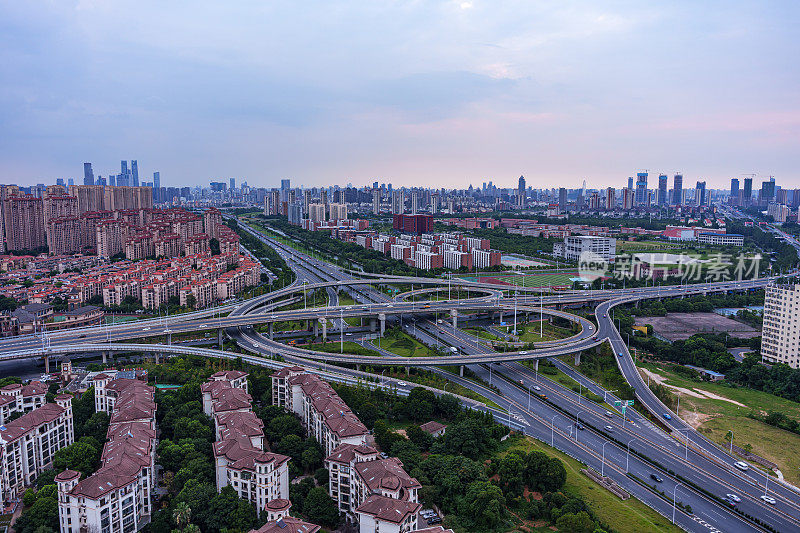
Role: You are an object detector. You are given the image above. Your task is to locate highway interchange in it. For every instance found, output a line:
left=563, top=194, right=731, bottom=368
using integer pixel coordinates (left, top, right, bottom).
left=5, top=216, right=799, bottom=532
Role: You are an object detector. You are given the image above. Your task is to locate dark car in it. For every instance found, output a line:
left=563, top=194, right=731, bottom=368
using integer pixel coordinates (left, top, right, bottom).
left=650, top=474, right=663, bottom=483
left=576, top=423, right=585, bottom=430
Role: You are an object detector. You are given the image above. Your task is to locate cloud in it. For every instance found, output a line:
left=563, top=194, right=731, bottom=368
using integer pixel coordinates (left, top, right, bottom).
left=0, top=1, right=798, bottom=188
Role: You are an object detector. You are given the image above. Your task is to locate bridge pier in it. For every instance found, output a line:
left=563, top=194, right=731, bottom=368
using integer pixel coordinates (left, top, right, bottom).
left=321, top=319, right=327, bottom=342
left=44, top=355, right=49, bottom=374
left=356, top=364, right=360, bottom=372
left=102, top=351, right=107, bottom=364
left=459, top=365, right=464, bottom=377
left=369, top=318, right=377, bottom=332
left=313, top=320, right=319, bottom=337
left=378, top=314, right=386, bottom=337
left=451, top=309, right=458, bottom=329
left=573, top=352, right=581, bottom=366
left=155, top=352, right=160, bottom=364
left=531, top=359, right=538, bottom=372
left=218, top=329, right=223, bottom=347
left=269, top=322, right=274, bottom=340
left=405, top=366, right=410, bottom=375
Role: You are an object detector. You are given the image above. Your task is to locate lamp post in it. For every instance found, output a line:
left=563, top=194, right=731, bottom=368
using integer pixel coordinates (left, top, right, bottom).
left=551, top=414, right=562, bottom=446
left=672, top=483, right=684, bottom=524
left=626, top=438, right=639, bottom=473
left=604, top=389, right=618, bottom=404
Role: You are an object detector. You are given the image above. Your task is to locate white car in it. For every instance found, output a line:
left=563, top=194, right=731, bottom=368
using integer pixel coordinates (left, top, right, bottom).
left=726, top=493, right=741, bottom=503
left=760, top=495, right=777, bottom=505
left=397, top=381, right=407, bottom=387
left=734, top=461, right=750, bottom=471
left=143, top=327, right=150, bottom=331
left=519, top=351, right=528, bottom=355
left=533, top=385, right=541, bottom=391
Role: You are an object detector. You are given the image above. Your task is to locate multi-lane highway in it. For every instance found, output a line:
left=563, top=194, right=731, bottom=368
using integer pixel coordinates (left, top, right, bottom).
left=3, top=216, right=792, bottom=532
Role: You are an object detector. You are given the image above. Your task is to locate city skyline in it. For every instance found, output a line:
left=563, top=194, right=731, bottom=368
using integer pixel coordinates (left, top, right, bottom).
left=2, top=2, right=799, bottom=188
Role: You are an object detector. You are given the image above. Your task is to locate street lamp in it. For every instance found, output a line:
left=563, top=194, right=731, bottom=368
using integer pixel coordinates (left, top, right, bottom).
left=626, top=438, right=639, bottom=473
left=603, top=389, right=618, bottom=404
left=672, top=483, right=684, bottom=524
left=551, top=414, right=563, bottom=446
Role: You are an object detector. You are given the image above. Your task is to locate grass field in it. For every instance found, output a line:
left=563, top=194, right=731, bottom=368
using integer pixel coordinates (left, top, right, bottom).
left=638, top=361, right=800, bottom=484
left=501, top=435, right=681, bottom=533
left=305, top=341, right=381, bottom=357
left=495, top=320, right=573, bottom=343
left=616, top=240, right=685, bottom=253
left=463, top=327, right=503, bottom=341
left=457, top=271, right=577, bottom=288
left=370, top=328, right=440, bottom=357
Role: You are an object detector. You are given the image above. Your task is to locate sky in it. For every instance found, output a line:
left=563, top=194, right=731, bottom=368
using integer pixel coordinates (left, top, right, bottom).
left=1, top=1, right=799, bottom=190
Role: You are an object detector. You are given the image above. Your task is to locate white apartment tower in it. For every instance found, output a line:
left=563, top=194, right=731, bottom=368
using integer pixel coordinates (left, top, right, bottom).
left=762, top=283, right=800, bottom=368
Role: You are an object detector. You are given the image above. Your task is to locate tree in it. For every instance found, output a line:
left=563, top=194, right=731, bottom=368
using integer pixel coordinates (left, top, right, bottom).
left=433, top=418, right=493, bottom=460
left=13, top=494, right=59, bottom=533
left=173, top=417, right=212, bottom=441
left=78, top=411, right=110, bottom=442
left=498, top=451, right=526, bottom=496
left=406, top=424, right=434, bottom=451
left=555, top=511, right=597, bottom=533
left=302, top=487, right=340, bottom=528
left=53, top=441, right=99, bottom=474
left=185, top=294, right=197, bottom=310
left=458, top=480, right=507, bottom=530
left=173, top=501, right=191, bottom=530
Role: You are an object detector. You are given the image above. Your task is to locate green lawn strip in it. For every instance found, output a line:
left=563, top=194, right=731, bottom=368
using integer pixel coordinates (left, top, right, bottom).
left=305, top=341, right=381, bottom=357
left=463, top=327, right=502, bottom=341
left=637, top=362, right=800, bottom=485
left=501, top=436, right=682, bottom=533
left=391, top=367, right=504, bottom=410
left=370, top=329, right=441, bottom=358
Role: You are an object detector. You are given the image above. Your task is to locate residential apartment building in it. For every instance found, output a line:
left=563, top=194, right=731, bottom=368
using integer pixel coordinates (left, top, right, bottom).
left=0, top=381, right=47, bottom=423
left=0, top=395, right=74, bottom=504
left=3, top=195, right=47, bottom=252
left=471, top=248, right=501, bottom=269
left=57, top=374, right=157, bottom=533
left=271, top=368, right=369, bottom=456
left=203, top=371, right=291, bottom=511
left=762, top=283, right=800, bottom=368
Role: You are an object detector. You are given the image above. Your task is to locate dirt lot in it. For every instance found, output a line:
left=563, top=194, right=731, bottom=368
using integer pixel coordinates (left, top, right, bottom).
left=635, top=312, right=759, bottom=341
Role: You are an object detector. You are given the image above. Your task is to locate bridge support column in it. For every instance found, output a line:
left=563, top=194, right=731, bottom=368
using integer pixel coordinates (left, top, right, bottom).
left=573, top=352, right=581, bottom=366
left=459, top=365, right=464, bottom=377
left=44, top=355, right=49, bottom=374
left=155, top=353, right=161, bottom=364
left=369, top=318, right=377, bottom=332
left=218, top=329, right=223, bottom=347
left=451, top=309, right=458, bottom=329
left=269, top=322, right=274, bottom=340
left=498, top=310, right=503, bottom=324
left=102, top=351, right=107, bottom=364
left=314, top=320, right=319, bottom=337
left=405, top=366, right=410, bottom=375
left=378, top=314, right=386, bottom=337
left=321, top=319, right=327, bottom=342
left=356, top=364, right=361, bottom=372
left=531, top=359, right=538, bottom=372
